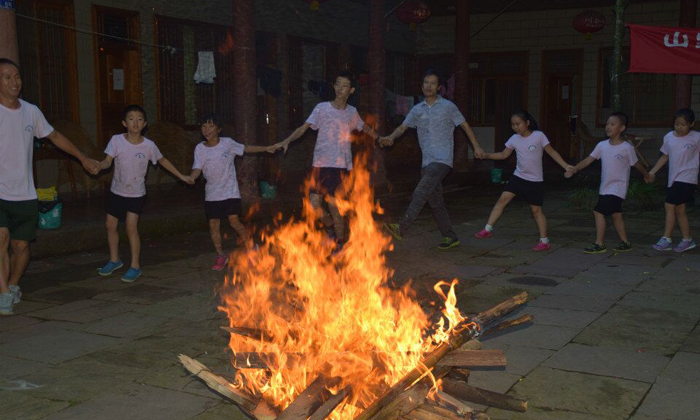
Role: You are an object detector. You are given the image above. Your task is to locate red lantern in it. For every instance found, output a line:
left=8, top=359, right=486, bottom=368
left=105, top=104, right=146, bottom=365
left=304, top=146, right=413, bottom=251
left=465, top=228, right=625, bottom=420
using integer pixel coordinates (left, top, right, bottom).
left=301, top=0, right=329, bottom=11
left=396, top=0, right=431, bottom=31
left=573, top=10, right=606, bottom=37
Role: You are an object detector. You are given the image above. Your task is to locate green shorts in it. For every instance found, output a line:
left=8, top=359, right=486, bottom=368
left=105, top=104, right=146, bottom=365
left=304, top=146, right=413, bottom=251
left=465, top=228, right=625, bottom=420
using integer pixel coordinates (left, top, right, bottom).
left=0, top=199, right=39, bottom=241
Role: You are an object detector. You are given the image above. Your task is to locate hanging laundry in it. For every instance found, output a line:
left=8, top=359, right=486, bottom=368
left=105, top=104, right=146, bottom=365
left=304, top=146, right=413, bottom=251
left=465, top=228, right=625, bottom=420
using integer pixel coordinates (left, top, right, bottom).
left=194, top=51, right=216, bottom=84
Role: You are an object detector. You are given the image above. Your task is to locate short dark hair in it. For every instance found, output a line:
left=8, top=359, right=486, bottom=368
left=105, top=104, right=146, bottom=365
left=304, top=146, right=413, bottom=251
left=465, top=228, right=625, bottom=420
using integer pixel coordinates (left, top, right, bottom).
left=199, top=112, right=223, bottom=128
left=608, top=111, right=629, bottom=129
left=511, top=109, right=539, bottom=132
left=422, top=69, right=443, bottom=86
left=335, top=70, right=354, bottom=85
left=674, top=108, right=695, bottom=124
left=122, top=104, right=148, bottom=135
left=0, top=58, right=20, bottom=70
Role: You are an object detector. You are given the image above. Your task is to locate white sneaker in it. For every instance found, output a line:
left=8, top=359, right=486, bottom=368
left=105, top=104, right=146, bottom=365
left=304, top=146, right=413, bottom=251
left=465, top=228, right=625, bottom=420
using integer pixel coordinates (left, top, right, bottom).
left=9, top=285, right=21, bottom=304
left=0, top=292, right=13, bottom=316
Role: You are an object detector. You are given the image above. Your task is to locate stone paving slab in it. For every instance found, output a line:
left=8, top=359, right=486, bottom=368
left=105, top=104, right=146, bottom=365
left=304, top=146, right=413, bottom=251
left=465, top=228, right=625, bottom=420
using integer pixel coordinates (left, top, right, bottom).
left=27, top=299, right=141, bottom=323
left=480, top=342, right=554, bottom=376
left=8, top=300, right=55, bottom=316
left=605, top=252, right=673, bottom=267
left=635, top=352, right=700, bottom=420
left=635, top=276, right=700, bottom=297
left=480, top=273, right=564, bottom=293
left=192, top=403, right=251, bottom=420
left=503, top=306, right=600, bottom=329
left=628, top=414, right=672, bottom=420
left=602, top=304, right=699, bottom=333
left=544, top=281, right=636, bottom=300
left=65, top=275, right=137, bottom=291
left=488, top=406, right=606, bottom=420
left=138, top=364, right=223, bottom=400
left=23, top=286, right=101, bottom=304
left=573, top=319, right=687, bottom=356
left=84, top=335, right=209, bottom=371
left=92, top=284, right=192, bottom=305
left=0, top=328, right=123, bottom=364
left=543, top=343, right=670, bottom=383
left=0, top=314, right=43, bottom=333
left=139, top=263, right=205, bottom=280
left=510, top=248, right=609, bottom=278
left=0, top=354, right=49, bottom=380
left=0, top=389, right=70, bottom=420
left=147, top=273, right=222, bottom=293
left=43, top=383, right=218, bottom=420
left=680, top=326, right=700, bottom=354
left=617, top=292, right=700, bottom=317
left=570, top=263, right=658, bottom=286
left=508, top=367, right=650, bottom=420
left=81, top=311, right=171, bottom=339
left=0, top=320, right=85, bottom=345
left=482, top=323, right=580, bottom=351
left=529, top=294, right=617, bottom=313
left=134, top=295, right=219, bottom=322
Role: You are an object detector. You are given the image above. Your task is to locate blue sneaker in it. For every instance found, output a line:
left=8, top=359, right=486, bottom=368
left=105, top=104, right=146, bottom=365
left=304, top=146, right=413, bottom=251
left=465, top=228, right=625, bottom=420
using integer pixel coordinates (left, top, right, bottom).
left=98, top=259, right=123, bottom=276
left=9, top=285, right=21, bottom=304
left=121, top=267, right=142, bottom=283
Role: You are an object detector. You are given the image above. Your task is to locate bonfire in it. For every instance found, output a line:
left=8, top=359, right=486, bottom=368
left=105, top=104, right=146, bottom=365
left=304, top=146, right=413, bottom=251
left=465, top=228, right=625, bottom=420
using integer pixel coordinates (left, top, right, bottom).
left=180, top=154, right=532, bottom=420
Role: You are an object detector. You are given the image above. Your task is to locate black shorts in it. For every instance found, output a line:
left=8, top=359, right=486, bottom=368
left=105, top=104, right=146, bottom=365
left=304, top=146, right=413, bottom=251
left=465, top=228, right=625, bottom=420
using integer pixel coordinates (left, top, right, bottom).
left=105, top=192, right=145, bottom=221
left=310, top=167, right=349, bottom=197
left=594, top=194, right=624, bottom=216
left=504, top=175, right=545, bottom=206
left=666, top=181, right=696, bottom=205
left=205, top=198, right=242, bottom=220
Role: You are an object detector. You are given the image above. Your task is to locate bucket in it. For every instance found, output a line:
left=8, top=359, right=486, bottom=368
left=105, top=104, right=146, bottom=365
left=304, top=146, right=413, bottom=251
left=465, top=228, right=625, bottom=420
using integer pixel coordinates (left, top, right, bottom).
left=490, top=168, right=503, bottom=184
left=38, top=200, right=62, bottom=230
left=260, top=181, right=277, bottom=199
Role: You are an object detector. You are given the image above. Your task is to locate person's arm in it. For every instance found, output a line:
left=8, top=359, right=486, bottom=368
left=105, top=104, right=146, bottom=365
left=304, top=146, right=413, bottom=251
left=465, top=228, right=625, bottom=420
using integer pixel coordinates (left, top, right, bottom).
left=647, top=154, right=669, bottom=183
left=157, top=157, right=193, bottom=184
left=634, top=161, right=653, bottom=182
left=99, top=155, right=114, bottom=171
left=544, top=144, right=574, bottom=172
left=378, top=124, right=409, bottom=147
left=458, top=121, right=484, bottom=158
left=482, top=147, right=514, bottom=161
left=189, top=168, right=202, bottom=180
left=362, top=124, right=380, bottom=143
left=45, top=130, right=100, bottom=175
left=566, top=155, right=596, bottom=178
left=277, top=122, right=312, bottom=152
left=245, top=144, right=278, bottom=153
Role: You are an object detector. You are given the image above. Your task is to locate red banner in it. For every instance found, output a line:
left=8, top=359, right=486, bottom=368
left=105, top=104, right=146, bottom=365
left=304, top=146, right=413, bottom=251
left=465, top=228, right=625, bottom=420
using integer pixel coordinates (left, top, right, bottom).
left=628, top=24, right=700, bottom=74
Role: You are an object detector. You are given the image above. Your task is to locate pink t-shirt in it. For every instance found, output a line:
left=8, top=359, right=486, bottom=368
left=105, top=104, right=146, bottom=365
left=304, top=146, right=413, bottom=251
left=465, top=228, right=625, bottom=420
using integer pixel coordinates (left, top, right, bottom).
left=192, top=137, right=245, bottom=201
left=504, top=130, right=550, bottom=182
left=590, top=140, right=638, bottom=199
left=104, top=134, right=163, bottom=198
left=306, top=102, right=364, bottom=170
left=660, top=130, right=700, bottom=187
left=0, top=99, right=54, bottom=201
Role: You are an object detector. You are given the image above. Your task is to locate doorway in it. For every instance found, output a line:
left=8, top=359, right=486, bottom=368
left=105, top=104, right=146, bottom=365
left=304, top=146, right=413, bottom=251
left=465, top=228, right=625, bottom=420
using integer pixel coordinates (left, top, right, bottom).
left=541, top=49, right=583, bottom=160
left=92, top=6, right=141, bottom=149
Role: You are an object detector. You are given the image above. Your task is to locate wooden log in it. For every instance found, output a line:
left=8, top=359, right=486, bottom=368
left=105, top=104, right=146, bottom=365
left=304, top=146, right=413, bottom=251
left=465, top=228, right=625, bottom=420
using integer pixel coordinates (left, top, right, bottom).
left=460, top=339, right=482, bottom=351
left=404, top=404, right=467, bottom=420
left=275, top=374, right=342, bottom=420
left=442, top=378, right=527, bottom=413
left=178, top=354, right=258, bottom=412
left=482, top=315, right=534, bottom=337
left=230, top=352, right=303, bottom=369
left=222, top=326, right=275, bottom=342
left=432, top=390, right=474, bottom=416
left=307, top=386, right=351, bottom=420
left=355, top=292, right=528, bottom=420
left=436, top=350, right=506, bottom=368
left=447, top=368, right=470, bottom=383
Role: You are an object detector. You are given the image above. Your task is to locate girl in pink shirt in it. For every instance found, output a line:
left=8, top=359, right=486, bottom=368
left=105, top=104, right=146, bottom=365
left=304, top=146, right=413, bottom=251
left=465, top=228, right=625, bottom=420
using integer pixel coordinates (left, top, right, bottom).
left=96, top=105, right=193, bottom=282
left=567, top=112, right=652, bottom=254
left=648, top=108, right=699, bottom=253
left=475, top=110, right=572, bottom=251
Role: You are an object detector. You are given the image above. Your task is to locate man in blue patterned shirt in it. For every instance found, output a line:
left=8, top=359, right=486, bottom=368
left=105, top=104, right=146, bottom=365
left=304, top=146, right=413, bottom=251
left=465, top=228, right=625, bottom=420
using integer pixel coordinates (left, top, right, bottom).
left=380, top=69, right=483, bottom=250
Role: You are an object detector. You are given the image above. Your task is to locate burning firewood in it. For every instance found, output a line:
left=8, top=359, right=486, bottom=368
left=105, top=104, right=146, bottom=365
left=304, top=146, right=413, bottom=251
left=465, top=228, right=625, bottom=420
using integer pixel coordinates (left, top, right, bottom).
left=481, top=314, right=534, bottom=337
left=275, top=373, right=342, bottom=420
left=436, top=350, right=506, bottom=368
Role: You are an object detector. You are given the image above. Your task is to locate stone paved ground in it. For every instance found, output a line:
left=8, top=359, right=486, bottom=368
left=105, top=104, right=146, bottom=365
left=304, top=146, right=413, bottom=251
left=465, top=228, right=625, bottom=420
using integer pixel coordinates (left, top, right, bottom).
left=1, top=188, right=699, bottom=420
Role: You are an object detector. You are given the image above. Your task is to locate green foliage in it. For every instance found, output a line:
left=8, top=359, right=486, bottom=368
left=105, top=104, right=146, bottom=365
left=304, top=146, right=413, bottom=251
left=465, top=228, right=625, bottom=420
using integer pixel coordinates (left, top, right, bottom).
left=567, top=188, right=598, bottom=209
left=626, top=180, right=659, bottom=211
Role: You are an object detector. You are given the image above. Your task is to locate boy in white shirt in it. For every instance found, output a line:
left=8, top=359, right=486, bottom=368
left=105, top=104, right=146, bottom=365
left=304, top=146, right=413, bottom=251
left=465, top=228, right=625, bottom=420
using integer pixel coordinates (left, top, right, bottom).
left=275, top=71, right=379, bottom=248
left=566, top=112, right=652, bottom=254
left=648, top=108, right=700, bottom=253
left=188, top=113, right=277, bottom=270
left=97, top=105, right=193, bottom=282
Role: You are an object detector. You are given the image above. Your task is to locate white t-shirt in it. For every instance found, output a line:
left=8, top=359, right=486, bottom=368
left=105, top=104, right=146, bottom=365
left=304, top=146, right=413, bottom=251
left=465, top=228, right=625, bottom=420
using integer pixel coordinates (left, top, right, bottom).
left=504, top=130, right=550, bottom=182
left=192, top=137, right=245, bottom=201
left=660, top=130, right=700, bottom=187
left=306, top=102, right=364, bottom=170
left=590, top=140, right=638, bottom=199
left=104, top=134, right=163, bottom=198
left=0, top=99, right=54, bottom=201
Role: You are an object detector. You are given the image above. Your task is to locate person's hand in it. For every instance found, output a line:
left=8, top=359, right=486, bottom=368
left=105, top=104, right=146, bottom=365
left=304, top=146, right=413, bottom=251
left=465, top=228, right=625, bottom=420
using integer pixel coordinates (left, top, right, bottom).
left=565, top=165, right=574, bottom=173
left=265, top=145, right=277, bottom=154
left=565, top=168, right=575, bottom=179
left=645, top=173, right=656, bottom=184
left=81, top=158, right=101, bottom=175
left=378, top=137, right=394, bottom=147
left=474, top=147, right=485, bottom=159
left=181, top=175, right=195, bottom=185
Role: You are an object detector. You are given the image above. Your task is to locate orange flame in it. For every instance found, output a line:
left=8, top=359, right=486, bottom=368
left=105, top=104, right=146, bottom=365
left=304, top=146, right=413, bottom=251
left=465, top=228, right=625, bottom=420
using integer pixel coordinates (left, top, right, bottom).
left=218, top=153, right=465, bottom=420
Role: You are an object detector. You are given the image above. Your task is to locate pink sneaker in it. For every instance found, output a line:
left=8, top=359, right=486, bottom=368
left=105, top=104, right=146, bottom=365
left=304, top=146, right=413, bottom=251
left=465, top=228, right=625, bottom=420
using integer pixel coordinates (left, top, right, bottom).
left=474, top=229, right=492, bottom=239
left=211, top=255, right=228, bottom=271
left=532, top=242, right=551, bottom=251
